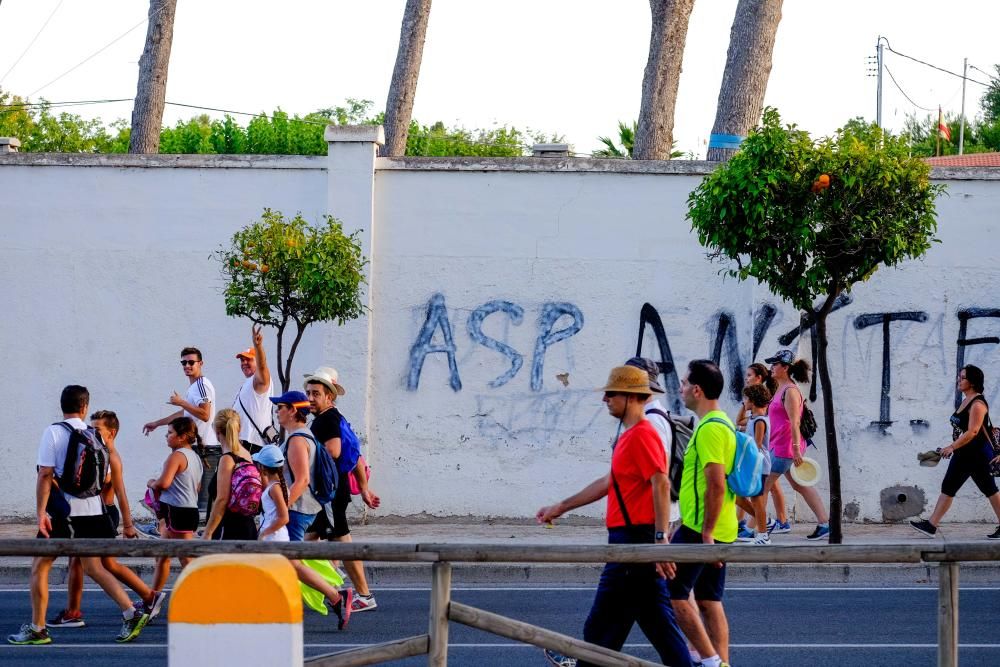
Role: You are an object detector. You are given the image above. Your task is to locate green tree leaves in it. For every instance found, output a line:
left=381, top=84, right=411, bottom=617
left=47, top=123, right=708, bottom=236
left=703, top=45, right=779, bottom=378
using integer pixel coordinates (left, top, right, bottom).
left=1, top=91, right=559, bottom=157
left=216, top=209, right=367, bottom=390
left=687, top=108, right=943, bottom=310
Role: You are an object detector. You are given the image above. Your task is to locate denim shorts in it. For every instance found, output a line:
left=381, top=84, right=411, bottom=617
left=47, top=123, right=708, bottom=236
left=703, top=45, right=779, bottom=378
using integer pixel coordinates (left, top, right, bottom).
left=287, top=510, right=317, bottom=542
left=770, top=455, right=794, bottom=475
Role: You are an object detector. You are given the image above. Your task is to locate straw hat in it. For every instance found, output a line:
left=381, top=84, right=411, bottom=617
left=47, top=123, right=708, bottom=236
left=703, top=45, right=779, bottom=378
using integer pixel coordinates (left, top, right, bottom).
left=302, top=366, right=346, bottom=396
left=790, top=456, right=822, bottom=487
left=598, top=366, right=663, bottom=395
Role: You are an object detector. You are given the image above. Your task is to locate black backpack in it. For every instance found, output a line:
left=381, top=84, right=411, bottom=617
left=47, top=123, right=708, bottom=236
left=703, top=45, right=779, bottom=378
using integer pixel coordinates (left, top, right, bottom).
left=54, top=422, right=109, bottom=499
left=646, top=408, right=694, bottom=503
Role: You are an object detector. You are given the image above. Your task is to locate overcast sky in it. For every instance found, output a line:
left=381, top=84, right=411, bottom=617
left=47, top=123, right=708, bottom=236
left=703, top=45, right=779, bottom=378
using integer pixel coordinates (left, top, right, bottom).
left=1, top=0, right=997, bottom=156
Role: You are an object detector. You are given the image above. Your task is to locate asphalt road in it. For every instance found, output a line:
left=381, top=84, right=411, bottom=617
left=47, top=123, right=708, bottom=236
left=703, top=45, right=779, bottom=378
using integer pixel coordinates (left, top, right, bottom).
left=1, top=585, right=999, bottom=666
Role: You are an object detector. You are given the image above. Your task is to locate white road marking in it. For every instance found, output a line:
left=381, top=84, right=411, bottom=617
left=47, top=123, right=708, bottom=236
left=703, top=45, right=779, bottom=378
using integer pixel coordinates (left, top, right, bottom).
left=4, top=585, right=1000, bottom=592
left=2, top=643, right=1000, bottom=650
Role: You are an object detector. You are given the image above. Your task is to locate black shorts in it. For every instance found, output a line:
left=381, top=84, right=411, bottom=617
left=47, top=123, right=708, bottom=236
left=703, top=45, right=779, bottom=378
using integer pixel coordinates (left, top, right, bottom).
left=210, top=510, right=258, bottom=541
left=158, top=502, right=199, bottom=534
left=105, top=504, right=120, bottom=534
left=666, top=524, right=730, bottom=602
left=941, top=448, right=999, bottom=498
left=40, top=513, right=116, bottom=540
left=308, top=479, right=351, bottom=539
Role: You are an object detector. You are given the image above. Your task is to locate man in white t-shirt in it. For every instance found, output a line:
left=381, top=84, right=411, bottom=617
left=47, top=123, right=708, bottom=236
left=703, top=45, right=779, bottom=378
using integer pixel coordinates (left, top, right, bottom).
left=7, top=385, right=150, bottom=646
left=142, top=346, right=218, bottom=448
left=625, top=357, right=680, bottom=524
left=232, top=324, right=274, bottom=455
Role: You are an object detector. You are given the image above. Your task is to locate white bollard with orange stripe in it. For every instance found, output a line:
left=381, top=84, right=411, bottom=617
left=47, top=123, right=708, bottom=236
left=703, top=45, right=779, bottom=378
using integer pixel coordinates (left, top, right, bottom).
left=168, top=554, right=303, bottom=666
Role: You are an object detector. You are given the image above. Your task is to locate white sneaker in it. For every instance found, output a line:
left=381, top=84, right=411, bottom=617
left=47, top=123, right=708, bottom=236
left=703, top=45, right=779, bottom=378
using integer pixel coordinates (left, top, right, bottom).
left=752, top=532, right=771, bottom=545
left=350, top=593, right=377, bottom=613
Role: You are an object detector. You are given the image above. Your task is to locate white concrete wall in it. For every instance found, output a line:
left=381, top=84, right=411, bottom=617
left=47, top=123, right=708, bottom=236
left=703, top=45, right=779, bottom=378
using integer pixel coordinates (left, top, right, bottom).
left=1, top=148, right=999, bottom=523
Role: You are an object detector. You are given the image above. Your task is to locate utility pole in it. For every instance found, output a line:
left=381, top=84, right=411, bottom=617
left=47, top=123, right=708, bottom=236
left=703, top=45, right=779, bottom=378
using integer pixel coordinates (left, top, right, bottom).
left=876, top=37, right=884, bottom=128
left=959, top=57, right=968, bottom=155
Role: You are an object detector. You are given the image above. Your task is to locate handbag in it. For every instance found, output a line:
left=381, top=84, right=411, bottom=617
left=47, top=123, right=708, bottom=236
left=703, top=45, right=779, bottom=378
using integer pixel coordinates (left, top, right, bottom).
left=986, top=413, right=1000, bottom=477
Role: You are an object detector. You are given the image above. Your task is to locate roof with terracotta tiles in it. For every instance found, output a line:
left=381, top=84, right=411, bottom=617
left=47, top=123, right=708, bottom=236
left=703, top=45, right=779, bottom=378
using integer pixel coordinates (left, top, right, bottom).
left=924, top=152, right=1000, bottom=167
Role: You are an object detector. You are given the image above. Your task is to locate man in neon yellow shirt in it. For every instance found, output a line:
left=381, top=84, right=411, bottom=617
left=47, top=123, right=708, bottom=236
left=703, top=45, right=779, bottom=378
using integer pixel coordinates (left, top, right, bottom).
left=669, top=359, right=736, bottom=667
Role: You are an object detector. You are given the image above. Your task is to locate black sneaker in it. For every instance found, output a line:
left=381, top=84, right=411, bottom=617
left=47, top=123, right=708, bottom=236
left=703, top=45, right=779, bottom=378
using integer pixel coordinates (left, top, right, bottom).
left=988, top=526, right=1000, bottom=540
left=115, top=606, right=150, bottom=643
left=328, top=588, right=353, bottom=631
left=7, top=624, right=52, bottom=645
left=49, top=609, right=85, bottom=628
left=910, top=519, right=938, bottom=537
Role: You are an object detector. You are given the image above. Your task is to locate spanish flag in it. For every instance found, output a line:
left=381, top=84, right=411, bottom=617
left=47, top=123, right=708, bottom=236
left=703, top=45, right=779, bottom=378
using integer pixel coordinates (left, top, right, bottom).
left=938, top=107, right=951, bottom=141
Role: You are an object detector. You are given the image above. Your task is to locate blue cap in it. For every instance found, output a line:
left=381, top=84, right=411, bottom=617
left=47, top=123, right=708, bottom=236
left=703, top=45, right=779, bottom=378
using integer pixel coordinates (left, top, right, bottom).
left=251, top=444, right=285, bottom=468
left=269, top=390, right=310, bottom=410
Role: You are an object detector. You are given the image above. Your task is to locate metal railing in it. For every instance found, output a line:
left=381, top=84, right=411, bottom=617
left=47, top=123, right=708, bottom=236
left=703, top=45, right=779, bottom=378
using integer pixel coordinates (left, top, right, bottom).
left=2, top=539, right=996, bottom=667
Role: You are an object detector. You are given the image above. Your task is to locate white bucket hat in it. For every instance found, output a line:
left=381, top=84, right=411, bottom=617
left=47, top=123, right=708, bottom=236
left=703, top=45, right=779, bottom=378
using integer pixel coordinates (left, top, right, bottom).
left=790, top=456, right=822, bottom=487
left=303, top=366, right=346, bottom=396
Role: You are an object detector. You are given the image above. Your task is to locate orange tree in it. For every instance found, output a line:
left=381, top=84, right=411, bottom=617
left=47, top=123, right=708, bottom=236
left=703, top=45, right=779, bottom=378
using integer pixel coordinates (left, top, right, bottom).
left=687, top=109, right=943, bottom=543
left=216, top=209, right=367, bottom=391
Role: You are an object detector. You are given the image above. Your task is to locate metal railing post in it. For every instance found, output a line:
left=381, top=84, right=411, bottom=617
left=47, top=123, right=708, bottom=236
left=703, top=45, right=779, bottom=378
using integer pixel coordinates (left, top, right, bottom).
left=937, top=561, right=959, bottom=667
left=428, top=561, right=452, bottom=666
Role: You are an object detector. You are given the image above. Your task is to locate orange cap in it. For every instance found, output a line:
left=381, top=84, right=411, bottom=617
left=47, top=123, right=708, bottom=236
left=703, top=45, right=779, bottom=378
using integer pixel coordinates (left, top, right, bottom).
left=236, top=348, right=256, bottom=360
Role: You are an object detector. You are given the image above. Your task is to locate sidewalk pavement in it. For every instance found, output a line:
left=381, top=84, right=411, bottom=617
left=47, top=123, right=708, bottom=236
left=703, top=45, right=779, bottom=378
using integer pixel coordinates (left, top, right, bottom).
left=0, top=518, right=996, bottom=586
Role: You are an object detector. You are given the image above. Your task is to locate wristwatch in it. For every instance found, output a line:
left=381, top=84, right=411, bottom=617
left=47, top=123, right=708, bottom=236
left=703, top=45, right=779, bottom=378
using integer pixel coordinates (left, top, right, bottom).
left=655, top=531, right=666, bottom=541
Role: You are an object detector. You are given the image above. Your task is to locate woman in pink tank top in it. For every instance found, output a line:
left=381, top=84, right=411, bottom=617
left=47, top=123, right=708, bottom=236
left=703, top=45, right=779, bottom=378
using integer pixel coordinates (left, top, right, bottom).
left=763, top=349, right=830, bottom=541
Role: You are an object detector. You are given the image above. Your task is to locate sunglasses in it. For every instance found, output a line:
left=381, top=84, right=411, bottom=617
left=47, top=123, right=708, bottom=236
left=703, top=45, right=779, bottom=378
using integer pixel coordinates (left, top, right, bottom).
left=180, top=359, right=199, bottom=366
left=604, top=391, right=624, bottom=399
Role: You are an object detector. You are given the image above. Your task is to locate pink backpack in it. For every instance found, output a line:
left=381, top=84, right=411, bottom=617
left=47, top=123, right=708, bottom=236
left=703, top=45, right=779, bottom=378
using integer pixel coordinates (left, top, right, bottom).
left=228, top=460, right=263, bottom=516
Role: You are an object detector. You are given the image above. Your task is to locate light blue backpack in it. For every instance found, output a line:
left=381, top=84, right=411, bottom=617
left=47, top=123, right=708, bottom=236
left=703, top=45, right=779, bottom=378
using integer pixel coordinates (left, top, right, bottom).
left=696, top=417, right=764, bottom=498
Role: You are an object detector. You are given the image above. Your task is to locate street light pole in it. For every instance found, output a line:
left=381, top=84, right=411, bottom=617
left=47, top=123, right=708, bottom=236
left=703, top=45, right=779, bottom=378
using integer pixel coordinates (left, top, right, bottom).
left=959, top=57, right=968, bottom=155
left=876, top=37, right=884, bottom=128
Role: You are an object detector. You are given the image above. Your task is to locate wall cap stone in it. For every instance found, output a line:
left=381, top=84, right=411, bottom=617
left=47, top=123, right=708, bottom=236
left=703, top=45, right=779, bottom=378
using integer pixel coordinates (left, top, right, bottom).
left=1, top=152, right=998, bottom=181
left=324, top=124, right=385, bottom=145
left=0, top=153, right=325, bottom=169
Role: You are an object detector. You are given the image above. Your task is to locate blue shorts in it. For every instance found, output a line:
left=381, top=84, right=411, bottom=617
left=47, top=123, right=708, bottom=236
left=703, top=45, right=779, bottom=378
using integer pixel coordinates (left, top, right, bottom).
left=667, top=524, right=729, bottom=602
left=287, top=510, right=317, bottom=542
left=770, top=455, right=794, bottom=475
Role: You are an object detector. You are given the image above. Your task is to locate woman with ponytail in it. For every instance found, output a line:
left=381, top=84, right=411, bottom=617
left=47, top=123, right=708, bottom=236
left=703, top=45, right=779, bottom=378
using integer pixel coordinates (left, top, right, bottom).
left=764, top=350, right=830, bottom=541
left=252, top=445, right=352, bottom=630
left=203, top=408, right=257, bottom=540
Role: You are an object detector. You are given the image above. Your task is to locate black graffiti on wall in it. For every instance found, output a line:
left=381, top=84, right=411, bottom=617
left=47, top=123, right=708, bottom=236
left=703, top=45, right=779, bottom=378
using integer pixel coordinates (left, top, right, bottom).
left=955, top=308, right=1000, bottom=407
left=772, top=293, right=855, bottom=401
left=407, top=293, right=584, bottom=392
left=853, top=311, right=930, bottom=425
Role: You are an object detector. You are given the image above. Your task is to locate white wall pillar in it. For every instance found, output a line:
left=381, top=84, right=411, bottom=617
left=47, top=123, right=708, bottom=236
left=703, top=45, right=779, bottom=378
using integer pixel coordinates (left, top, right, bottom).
left=324, top=125, right=384, bottom=454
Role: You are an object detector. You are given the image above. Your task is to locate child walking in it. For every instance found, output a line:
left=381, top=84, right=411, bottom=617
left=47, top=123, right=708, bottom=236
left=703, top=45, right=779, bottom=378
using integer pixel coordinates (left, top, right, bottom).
left=148, top=416, right=203, bottom=593
left=252, top=445, right=353, bottom=630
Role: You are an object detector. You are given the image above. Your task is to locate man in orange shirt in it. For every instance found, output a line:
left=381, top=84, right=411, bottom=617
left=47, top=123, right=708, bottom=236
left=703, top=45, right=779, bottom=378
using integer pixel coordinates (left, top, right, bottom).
left=536, top=366, right=692, bottom=667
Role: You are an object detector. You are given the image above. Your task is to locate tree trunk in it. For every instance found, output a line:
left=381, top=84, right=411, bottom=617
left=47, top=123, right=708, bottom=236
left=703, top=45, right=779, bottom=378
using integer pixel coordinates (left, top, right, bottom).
left=633, top=0, right=696, bottom=160
left=129, top=0, right=178, bottom=154
left=815, top=292, right=843, bottom=544
left=706, top=0, right=783, bottom=161
left=381, top=0, right=433, bottom=157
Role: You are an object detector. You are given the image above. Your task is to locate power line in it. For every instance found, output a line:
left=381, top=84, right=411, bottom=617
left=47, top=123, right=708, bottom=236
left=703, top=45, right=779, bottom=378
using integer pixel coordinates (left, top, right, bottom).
left=881, top=38, right=989, bottom=87
left=0, top=97, right=132, bottom=109
left=883, top=65, right=934, bottom=112
left=0, top=0, right=65, bottom=86
left=27, top=3, right=167, bottom=98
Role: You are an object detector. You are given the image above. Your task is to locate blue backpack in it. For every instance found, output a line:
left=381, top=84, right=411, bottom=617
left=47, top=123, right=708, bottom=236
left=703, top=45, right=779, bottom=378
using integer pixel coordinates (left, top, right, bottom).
left=694, top=417, right=764, bottom=499
left=337, top=415, right=362, bottom=476
left=284, top=432, right=338, bottom=505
